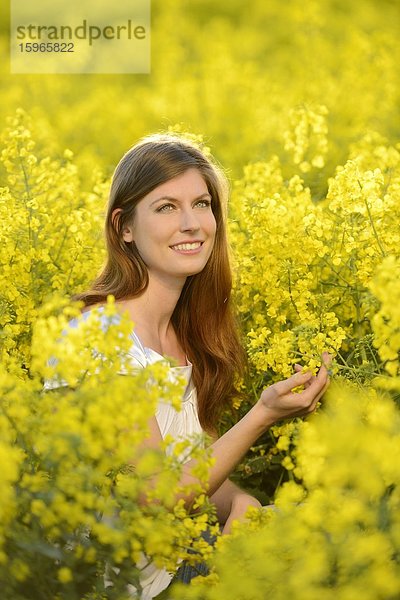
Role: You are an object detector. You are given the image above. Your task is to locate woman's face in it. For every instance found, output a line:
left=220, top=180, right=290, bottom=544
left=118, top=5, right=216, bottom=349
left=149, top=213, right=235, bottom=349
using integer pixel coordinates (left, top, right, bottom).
left=122, top=168, right=217, bottom=285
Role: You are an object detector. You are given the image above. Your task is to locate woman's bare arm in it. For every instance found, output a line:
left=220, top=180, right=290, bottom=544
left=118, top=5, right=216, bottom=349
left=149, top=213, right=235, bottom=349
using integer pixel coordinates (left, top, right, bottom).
left=135, top=355, right=330, bottom=508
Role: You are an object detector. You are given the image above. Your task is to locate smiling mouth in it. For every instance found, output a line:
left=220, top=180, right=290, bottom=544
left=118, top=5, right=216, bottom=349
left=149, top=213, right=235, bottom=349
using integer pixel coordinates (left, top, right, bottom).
left=170, top=242, right=203, bottom=251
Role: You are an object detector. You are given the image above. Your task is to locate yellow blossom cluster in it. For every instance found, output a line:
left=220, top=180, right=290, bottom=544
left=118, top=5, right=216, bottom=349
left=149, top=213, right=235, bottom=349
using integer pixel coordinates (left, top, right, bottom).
left=173, top=383, right=400, bottom=600
left=228, top=132, right=400, bottom=496
left=0, top=299, right=217, bottom=598
left=283, top=103, right=329, bottom=172
left=231, top=154, right=346, bottom=380
left=0, top=109, right=107, bottom=370
left=369, top=256, right=400, bottom=379
left=232, top=134, right=400, bottom=386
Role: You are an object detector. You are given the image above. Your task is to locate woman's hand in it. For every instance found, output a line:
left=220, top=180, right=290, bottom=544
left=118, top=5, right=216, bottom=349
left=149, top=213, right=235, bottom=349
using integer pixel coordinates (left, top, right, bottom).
left=257, top=352, right=331, bottom=425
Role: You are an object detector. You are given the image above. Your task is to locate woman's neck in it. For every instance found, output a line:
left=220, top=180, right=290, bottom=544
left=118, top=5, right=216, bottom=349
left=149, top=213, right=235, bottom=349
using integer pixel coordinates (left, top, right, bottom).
left=116, top=274, right=185, bottom=351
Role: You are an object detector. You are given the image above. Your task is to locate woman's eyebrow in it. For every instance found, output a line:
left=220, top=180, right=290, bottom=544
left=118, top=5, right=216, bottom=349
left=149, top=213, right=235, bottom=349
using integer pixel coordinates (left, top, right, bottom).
left=149, top=193, right=211, bottom=208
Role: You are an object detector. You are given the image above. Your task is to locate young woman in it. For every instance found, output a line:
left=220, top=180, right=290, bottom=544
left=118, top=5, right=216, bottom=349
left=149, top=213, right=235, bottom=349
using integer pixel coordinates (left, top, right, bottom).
left=73, top=132, right=330, bottom=597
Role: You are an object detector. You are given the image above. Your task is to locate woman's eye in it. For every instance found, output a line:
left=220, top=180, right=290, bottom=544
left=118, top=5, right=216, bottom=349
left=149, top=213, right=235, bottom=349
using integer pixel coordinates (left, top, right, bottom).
left=157, top=203, right=175, bottom=213
left=195, top=199, right=212, bottom=208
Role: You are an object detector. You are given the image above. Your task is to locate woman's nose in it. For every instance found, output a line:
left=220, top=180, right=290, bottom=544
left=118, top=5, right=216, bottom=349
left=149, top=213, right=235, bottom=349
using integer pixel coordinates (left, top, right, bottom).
left=179, top=209, right=200, bottom=232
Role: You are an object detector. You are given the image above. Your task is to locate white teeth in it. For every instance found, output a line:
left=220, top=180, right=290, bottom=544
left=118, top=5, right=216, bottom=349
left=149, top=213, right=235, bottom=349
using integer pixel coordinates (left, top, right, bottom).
left=172, top=242, right=202, bottom=251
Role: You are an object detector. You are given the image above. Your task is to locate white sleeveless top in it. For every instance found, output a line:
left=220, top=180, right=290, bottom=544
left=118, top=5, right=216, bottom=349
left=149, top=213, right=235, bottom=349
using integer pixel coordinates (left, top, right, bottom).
left=127, top=328, right=203, bottom=452
left=43, top=309, right=204, bottom=599
left=124, top=328, right=204, bottom=599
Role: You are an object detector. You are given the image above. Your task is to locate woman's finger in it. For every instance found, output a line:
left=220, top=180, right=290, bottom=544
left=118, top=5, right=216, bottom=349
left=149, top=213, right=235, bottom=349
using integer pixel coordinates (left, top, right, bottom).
left=292, top=369, right=329, bottom=406
left=307, top=366, right=331, bottom=408
left=273, top=370, right=313, bottom=397
left=293, top=364, right=316, bottom=390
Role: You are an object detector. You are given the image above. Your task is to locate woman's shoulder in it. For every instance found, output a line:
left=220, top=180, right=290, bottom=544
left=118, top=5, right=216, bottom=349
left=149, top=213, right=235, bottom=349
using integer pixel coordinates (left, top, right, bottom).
left=83, top=305, right=168, bottom=370
left=43, top=306, right=152, bottom=391
left=73, top=304, right=123, bottom=329
left=57, top=305, right=150, bottom=364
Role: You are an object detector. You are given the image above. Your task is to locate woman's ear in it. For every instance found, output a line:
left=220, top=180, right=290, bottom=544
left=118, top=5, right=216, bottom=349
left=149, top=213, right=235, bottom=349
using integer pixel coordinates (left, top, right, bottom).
left=122, top=227, right=134, bottom=243
left=112, top=208, right=134, bottom=242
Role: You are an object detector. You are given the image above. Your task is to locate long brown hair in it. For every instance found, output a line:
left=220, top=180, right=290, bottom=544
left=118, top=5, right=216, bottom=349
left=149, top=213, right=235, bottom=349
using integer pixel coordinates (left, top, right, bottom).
left=75, top=133, right=246, bottom=433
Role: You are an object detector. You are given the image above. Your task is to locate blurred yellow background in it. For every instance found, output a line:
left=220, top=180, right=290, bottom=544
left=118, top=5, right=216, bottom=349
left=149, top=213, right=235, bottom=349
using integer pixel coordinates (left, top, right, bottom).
left=1, top=0, right=399, bottom=191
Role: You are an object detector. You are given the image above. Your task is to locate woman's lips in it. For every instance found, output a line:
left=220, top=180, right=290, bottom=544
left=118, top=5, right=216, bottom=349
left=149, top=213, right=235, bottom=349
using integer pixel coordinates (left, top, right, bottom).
left=170, top=241, right=203, bottom=254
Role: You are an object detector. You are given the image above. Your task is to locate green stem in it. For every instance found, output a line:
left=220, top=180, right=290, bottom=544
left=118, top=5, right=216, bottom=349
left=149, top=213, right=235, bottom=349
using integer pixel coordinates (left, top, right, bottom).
left=357, top=178, right=386, bottom=257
